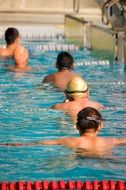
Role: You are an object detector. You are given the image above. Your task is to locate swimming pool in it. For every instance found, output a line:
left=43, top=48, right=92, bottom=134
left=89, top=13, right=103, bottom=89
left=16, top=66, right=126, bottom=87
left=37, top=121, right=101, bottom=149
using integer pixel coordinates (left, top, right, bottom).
left=0, top=39, right=126, bottom=182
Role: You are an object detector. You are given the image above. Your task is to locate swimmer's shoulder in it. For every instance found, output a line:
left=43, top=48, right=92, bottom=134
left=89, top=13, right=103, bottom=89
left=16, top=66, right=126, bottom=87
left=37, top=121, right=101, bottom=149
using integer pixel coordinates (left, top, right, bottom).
left=14, top=45, right=28, bottom=55
left=42, top=73, right=56, bottom=83
left=0, top=47, right=8, bottom=57
left=87, top=100, right=105, bottom=110
left=108, top=137, right=126, bottom=146
left=0, top=47, right=3, bottom=54
left=51, top=101, right=67, bottom=110
left=71, top=72, right=80, bottom=77
left=96, top=137, right=123, bottom=148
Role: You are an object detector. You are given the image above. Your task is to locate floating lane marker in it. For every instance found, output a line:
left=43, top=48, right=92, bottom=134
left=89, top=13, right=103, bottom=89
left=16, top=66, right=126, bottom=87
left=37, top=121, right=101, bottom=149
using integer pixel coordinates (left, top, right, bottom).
left=0, top=81, right=126, bottom=88
left=105, top=107, right=126, bottom=111
left=0, top=84, right=17, bottom=87
left=0, top=44, right=79, bottom=51
left=0, top=180, right=126, bottom=190
left=0, top=33, right=64, bottom=40
left=88, top=81, right=126, bottom=86
left=26, top=44, right=79, bottom=51
left=75, top=60, right=110, bottom=66
left=21, top=33, right=64, bottom=40
left=1, top=108, right=48, bottom=112
left=1, top=107, right=126, bottom=112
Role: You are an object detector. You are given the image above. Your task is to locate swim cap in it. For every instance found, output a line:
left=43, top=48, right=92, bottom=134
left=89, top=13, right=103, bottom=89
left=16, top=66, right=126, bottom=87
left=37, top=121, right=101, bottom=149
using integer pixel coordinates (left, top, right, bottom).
left=66, top=77, right=88, bottom=98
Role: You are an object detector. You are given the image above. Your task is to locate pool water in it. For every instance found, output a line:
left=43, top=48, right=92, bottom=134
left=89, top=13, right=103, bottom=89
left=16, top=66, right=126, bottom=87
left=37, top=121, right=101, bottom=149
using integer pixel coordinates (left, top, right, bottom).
left=0, top=40, right=126, bottom=181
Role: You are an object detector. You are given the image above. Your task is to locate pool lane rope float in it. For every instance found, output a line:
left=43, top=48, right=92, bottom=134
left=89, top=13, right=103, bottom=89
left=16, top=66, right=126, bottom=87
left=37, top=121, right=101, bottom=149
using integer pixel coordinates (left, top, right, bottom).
left=0, top=33, right=64, bottom=40
left=26, top=44, right=79, bottom=51
left=21, top=33, right=64, bottom=40
left=0, top=81, right=126, bottom=87
left=75, top=60, right=110, bottom=66
left=88, top=81, right=126, bottom=86
left=0, top=44, right=79, bottom=51
left=1, top=108, right=48, bottom=112
left=0, top=44, right=112, bottom=65
left=1, top=180, right=126, bottom=190
left=0, top=106, right=126, bottom=113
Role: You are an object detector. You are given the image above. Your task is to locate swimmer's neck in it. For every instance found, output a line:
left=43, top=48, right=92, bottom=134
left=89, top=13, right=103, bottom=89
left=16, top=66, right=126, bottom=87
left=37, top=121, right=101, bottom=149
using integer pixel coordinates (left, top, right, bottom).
left=58, top=68, right=71, bottom=72
left=81, top=130, right=98, bottom=137
left=6, top=43, right=17, bottom=51
left=68, top=96, right=87, bottom=101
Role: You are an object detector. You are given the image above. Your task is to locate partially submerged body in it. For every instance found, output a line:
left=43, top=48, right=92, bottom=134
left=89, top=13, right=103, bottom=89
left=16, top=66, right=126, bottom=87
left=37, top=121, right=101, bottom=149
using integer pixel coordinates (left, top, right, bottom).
left=1, top=107, right=125, bottom=158
left=0, top=27, right=31, bottom=72
left=43, top=70, right=79, bottom=91
left=52, top=77, right=104, bottom=120
left=9, top=45, right=31, bottom=72
left=39, top=136, right=126, bottom=158
left=52, top=98, right=104, bottom=121
left=42, top=51, right=80, bottom=91
left=1, top=130, right=125, bottom=158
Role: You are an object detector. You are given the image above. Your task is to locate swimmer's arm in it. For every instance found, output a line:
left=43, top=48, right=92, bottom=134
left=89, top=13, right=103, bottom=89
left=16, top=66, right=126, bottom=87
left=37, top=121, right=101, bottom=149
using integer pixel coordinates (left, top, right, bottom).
left=114, top=138, right=126, bottom=146
left=42, top=75, right=53, bottom=83
left=0, top=142, right=38, bottom=147
left=14, top=46, right=29, bottom=64
left=0, top=141, right=61, bottom=146
left=39, top=137, right=77, bottom=147
left=42, top=76, right=49, bottom=83
left=51, top=104, right=58, bottom=109
left=38, top=139, right=63, bottom=145
left=0, top=137, right=77, bottom=147
left=51, top=103, right=63, bottom=110
left=97, top=102, right=105, bottom=110
left=0, top=143, right=25, bottom=147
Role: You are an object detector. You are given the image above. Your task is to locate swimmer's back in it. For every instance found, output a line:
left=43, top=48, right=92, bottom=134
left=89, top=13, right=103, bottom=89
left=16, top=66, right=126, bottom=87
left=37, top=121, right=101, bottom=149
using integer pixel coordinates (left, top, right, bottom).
left=52, top=98, right=104, bottom=120
left=43, top=71, right=80, bottom=91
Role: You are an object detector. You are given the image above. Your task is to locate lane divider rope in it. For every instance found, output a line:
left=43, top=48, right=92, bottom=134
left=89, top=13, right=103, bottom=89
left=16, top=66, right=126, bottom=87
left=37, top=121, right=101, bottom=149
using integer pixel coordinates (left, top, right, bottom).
left=75, top=60, right=110, bottom=66
left=0, top=180, right=126, bottom=190
left=0, top=107, right=126, bottom=112
left=0, top=108, right=48, bottom=112
left=0, top=81, right=126, bottom=87
left=105, top=107, right=126, bottom=111
left=0, top=33, right=64, bottom=40
left=0, top=44, right=79, bottom=51
left=88, top=81, right=126, bottom=86
left=26, top=44, right=79, bottom=51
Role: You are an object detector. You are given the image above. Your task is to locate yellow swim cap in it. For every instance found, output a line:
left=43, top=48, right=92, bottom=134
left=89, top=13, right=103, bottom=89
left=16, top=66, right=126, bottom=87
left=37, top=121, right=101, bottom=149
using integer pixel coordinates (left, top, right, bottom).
left=66, top=77, right=88, bottom=98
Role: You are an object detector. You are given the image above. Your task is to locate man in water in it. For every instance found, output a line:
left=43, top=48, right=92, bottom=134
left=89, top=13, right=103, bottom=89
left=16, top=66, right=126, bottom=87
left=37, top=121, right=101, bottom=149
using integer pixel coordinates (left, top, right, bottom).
left=0, top=27, right=31, bottom=72
left=52, top=77, right=104, bottom=120
left=1, top=107, right=126, bottom=157
left=42, top=51, right=80, bottom=91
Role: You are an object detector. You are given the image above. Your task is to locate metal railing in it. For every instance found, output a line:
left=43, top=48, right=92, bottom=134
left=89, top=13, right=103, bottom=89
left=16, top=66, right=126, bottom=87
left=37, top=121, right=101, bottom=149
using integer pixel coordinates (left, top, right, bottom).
left=73, top=0, right=80, bottom=13
left=102, top=0, right=122, bottom=25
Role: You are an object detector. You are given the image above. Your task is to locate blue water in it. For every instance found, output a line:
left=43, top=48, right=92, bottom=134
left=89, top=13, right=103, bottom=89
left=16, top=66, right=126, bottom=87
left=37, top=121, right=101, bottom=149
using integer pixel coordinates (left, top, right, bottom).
left=0, top=40, right=126, bottom=181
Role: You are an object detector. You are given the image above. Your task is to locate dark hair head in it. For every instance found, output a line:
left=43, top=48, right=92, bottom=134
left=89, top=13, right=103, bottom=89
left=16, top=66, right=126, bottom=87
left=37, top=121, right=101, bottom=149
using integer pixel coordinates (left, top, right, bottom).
left=5, top=27, right=19, bottom=45
left=56, top=51, right=74, bottom=70
left=76, top=107, right=103, bottom=134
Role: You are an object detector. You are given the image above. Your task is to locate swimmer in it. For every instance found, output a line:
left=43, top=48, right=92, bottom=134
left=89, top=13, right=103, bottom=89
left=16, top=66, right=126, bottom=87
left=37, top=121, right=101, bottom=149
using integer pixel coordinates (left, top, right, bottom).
left=52, top=77, right=104, bottom=120
left=0, top=27, right=31, bottom=72
left=42, top=51, right=80, bottom=91
left=1, top=107, right=126, bottom=157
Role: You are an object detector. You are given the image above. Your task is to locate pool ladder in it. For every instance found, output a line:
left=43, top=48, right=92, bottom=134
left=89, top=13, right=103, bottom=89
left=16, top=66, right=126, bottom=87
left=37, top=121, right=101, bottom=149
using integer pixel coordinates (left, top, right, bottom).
left=97, top=0, right=126, bottom=64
